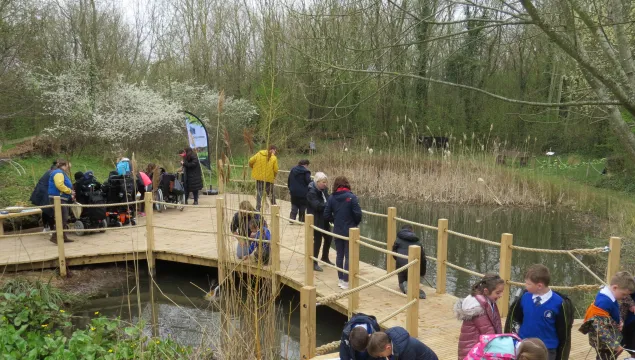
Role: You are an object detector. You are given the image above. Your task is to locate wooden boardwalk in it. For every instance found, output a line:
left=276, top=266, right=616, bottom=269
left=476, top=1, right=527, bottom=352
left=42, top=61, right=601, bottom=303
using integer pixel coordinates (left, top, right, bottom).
left=0, top=193, right=595, bottom=359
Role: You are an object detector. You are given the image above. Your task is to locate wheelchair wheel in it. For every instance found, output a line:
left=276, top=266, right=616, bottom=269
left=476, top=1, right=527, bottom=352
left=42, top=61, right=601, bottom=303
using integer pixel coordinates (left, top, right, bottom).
left=99, top=219, right=107, bottom=233
left=154, top=190, right=164, bottom=213
left=177, top=194, right=185, bottom=211
left=74, top=220, right=85, bottom=236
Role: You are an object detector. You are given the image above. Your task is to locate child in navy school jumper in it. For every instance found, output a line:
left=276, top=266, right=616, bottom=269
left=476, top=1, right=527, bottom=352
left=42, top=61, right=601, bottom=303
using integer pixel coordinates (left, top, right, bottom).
left=579, top=271, right=635, bottom=360
left=621, top=287, right=635, bottom=358
left=504, top=264, right=574, bottom=360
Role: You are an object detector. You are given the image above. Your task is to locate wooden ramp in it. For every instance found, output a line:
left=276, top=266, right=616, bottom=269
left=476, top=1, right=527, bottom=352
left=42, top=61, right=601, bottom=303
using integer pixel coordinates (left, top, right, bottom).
left=0, top=194, right=594, bottom=359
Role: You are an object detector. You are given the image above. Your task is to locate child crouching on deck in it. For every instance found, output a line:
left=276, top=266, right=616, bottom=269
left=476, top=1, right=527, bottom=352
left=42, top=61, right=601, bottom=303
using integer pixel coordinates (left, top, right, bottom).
left=579, top=271, right=635, bottom=360
left=246, top=219, right=270, bottom=264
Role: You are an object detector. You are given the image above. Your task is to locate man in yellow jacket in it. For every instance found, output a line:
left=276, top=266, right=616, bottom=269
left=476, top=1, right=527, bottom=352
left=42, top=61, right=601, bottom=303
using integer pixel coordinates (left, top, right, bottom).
left=249, top=145, right=279, bottom=211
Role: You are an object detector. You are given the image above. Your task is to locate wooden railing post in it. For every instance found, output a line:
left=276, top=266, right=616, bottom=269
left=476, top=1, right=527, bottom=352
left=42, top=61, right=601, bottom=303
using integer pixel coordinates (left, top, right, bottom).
left=436, top=218, right=448, bottom=294
left=607, top=237, right=621, bottom=283
left=271, top=205, right=281, bottom=294
left=145, top=195, right=156, bottom=275
left=499, top=233, right=513, bottom=318
left=216, top=198, right=226, bottom=282
left=406, top=245, right=421, bottom=337
left=386, top=207, right=397, bottom=273
left=300, top=286, right=317, bottom=360
left=304, top=214, right=314, bottom=286
left=349, top=228, right=360, bottom=317
left=53, top=196, right=67, bottom=277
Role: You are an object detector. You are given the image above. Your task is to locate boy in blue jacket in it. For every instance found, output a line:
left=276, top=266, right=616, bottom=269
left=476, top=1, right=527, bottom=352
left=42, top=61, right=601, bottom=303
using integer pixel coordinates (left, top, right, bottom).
left=367, top=327, right=438, bottom=360
left=504, top=264, right=574, bottom=360
left=247, top=219, right=270, bottom=264
left=339, top=313, right=380, bottom=360
left=579, top=271, right=635, bottom=360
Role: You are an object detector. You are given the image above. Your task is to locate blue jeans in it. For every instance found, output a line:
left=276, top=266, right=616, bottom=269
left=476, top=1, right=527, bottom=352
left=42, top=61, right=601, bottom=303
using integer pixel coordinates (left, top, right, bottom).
left=236, top=242, right=250, bottom=259
left=334, top=238, right=349, bottom=282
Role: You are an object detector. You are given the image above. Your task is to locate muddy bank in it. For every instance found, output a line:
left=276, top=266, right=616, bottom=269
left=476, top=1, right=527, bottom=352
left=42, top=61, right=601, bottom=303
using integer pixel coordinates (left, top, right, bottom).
left=0, top=264, right=135, bottom=299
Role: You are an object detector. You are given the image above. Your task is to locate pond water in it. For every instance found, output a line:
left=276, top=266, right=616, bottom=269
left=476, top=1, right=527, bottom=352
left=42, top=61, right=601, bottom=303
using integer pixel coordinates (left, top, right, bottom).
left=72, top=262, right=346, bottom=357
left=357, top=198, right=603, bottom=309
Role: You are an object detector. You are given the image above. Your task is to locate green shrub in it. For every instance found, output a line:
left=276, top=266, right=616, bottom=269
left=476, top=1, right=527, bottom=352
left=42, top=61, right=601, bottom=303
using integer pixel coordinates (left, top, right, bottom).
left=0, top=279, right=200, bottom=360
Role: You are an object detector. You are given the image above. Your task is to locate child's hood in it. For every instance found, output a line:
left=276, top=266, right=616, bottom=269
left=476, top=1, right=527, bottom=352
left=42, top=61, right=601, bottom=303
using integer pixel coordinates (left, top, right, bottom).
left=454, top=295, right=485, bottom=320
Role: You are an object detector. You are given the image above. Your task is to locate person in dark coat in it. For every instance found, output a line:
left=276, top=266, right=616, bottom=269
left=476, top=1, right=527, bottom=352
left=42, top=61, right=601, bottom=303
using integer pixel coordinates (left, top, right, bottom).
left=367, top=327, right=438, bottom=360
left=307, top=172, right=332, bottom=272
left=324, top=176, right=362, bottom=290
left=287, top=159, right=311, bottom=222
left=339, top=313, right=380, bottom=360
left=30, top=161, right=57, bottom=231
left=180, top=147, right=203, bottom=205
left=393, top=225, right=428, bottom=299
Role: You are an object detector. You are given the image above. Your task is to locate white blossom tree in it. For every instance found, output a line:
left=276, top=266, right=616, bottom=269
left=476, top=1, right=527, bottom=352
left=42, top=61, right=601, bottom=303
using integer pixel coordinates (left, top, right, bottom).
left=37, top=62, right=182, bottom=152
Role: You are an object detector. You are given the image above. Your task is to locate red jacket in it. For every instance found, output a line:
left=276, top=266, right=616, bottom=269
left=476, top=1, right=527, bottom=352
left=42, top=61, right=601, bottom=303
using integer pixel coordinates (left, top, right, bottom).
left=455, top=295, right=502, bottom=359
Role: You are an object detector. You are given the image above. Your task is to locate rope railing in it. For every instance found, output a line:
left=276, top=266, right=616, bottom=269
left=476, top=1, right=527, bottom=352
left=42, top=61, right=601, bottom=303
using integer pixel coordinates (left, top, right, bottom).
left=426, top=255, right=437, bottom=262
left=62, top=225, right=146, bottom=233
left=225, top=207, right=270, bottom=215
left=359, top=235, right=386, bottom=246
left=62, top=200, right=144, bottom=208
left=278, top=214, right=302, bottom=225
left=153, top=225, right=217, bottom=235
left=379, top=299, right=418, bottom=324
left=394, top=216, right=438, bottom=231
left=233, top=234, right=271, bottom=244
left=311, top=256, right=349, bottom=274
left=153, top=201, right=215, bottom=209
left=446, top=229, right=500, bottom=247
left=315, top=341, right=341, bottom=356
left=567, top=252, right=607, bottom=286
left=1, top=205, right=53, bottom=211
left=278, top=242, right=302, bottom=253
left=311, top=225, right=349, bottom=241
left=444, top=261, right=485, bottom=278
left=510, top=245, right=609, bottom=255
left=356, top=240, right=408, bottom=259
left=362, top=209, right=388, bottom=218
left=357, top=274, right=406, bottom=298
left=0, top=231, right=55, bottom=238
left=507, top=280, right=602, bottom=291
left=316, top=259, right=418, bottom=305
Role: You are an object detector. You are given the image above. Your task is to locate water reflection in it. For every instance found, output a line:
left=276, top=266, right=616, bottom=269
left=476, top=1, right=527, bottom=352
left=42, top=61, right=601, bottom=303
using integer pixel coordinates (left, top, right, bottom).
left=72, top=265, right=346, bottom=357
left=358, top=198, right=601, bottom=307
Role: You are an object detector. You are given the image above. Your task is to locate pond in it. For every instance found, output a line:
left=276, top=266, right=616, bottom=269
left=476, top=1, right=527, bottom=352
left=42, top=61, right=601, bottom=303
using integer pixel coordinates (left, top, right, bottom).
left=357, top=198, right=603, bottom=309
left=72, top=262, right=346, bottom=358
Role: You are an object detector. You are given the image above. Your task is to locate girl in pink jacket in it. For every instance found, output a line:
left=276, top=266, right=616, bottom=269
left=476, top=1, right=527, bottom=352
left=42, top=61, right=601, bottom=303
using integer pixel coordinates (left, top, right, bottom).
left=455, top=273, right=505, bottom=359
